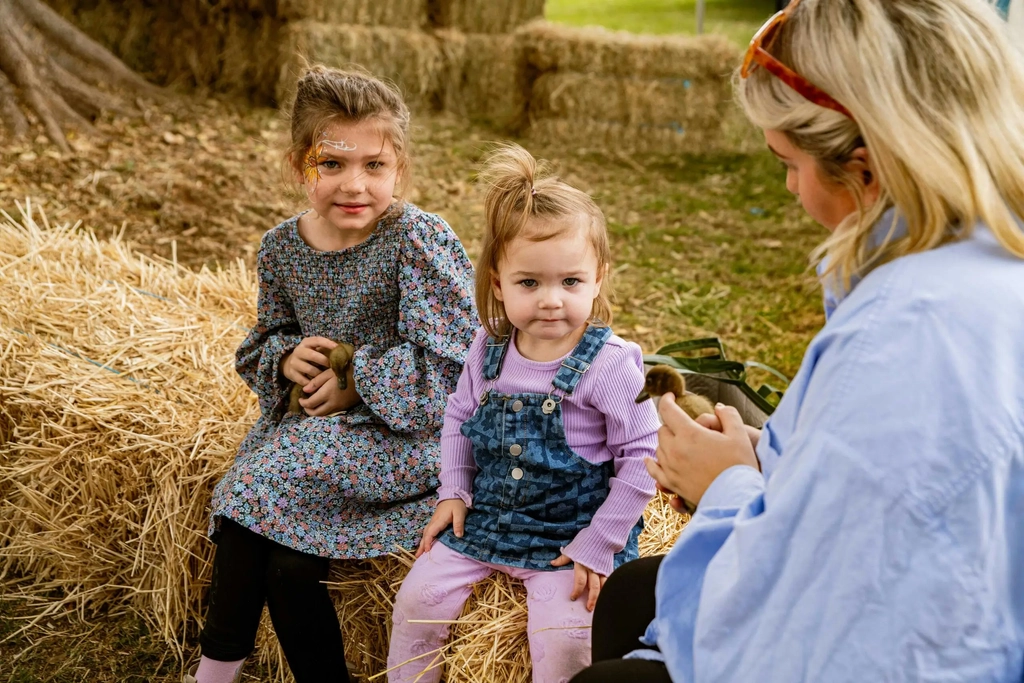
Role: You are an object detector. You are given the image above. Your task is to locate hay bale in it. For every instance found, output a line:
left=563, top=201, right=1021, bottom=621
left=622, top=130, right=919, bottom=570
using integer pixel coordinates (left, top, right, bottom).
left=438, top=30, right=529, bottom=132
left=519, top=22, right=741, bottom=155
left=0, top=201, right=257, bottom=649
left=46, top=0, right=286, bottom=102
left=521, top=21, right=740, bottom=80
left=530, top=71, right=729, bottom=129
left=431, top=0, right=545, bottom=34
left=275, top=0, right=429, bottom=28
left=275, top=20, right=446, bottom=112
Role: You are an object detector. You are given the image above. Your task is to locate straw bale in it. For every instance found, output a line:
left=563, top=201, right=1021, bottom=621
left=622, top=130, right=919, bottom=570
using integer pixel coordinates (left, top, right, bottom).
left=439, top=31, right=528, bottom=132
left=276, top=0, right=429, bottom=29
left=526, top=117, right=727, bottom=156
left=431, top=0, right=545, bottom=34
left=521, top=21, right=740, bottom=81
left=275, top=21, right=446, bottom=111
left=530, top=71, right=730, bottom=129
left=0, top=201, right=258, bottom=649
left=47, top=0, right=286, bottom=102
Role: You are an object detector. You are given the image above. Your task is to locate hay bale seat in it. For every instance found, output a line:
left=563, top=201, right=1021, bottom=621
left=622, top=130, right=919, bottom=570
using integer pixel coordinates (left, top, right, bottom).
left=0, top=205, right=687, bottom=681
left=520, top=22, right=741, bottom=154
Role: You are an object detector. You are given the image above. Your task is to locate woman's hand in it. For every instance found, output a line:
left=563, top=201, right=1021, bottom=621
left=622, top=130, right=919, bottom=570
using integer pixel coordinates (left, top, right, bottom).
left=281, top=337, right=337, bottom=385
left=645, top=395, right=759, bottom=509
left=694, top=411, right=762, bottom=450
left=297, top=362, right=361, bottom=416
left=417, top=499, right=468, bottom=557
left=551, top=555, right=606, bottom=611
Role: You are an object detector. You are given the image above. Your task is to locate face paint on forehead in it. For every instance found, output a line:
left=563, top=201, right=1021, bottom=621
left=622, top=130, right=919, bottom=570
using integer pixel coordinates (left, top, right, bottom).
left=319, top=130, right=357, bottom=152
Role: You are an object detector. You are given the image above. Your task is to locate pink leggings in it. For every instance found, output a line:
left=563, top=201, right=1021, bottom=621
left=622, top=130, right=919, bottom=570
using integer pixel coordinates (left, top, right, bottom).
left=386, top=542, right=592, bottom=683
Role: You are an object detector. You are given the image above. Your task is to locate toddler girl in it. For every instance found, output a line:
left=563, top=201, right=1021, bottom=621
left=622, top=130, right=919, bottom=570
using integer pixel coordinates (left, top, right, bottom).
left=386, top=144, right=659, bottom=683
left=187, top=66, right=476, bottom=683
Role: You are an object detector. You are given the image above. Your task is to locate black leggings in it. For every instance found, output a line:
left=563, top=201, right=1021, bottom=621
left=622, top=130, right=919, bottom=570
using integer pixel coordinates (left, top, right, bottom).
left=199, top=519, right=350, bottom=683
left=570, top=555, right=673, bottom=683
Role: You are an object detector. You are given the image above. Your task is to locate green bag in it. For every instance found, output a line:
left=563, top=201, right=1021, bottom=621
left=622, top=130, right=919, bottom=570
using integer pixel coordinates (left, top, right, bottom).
left=643, top=338, right=788, bottom=429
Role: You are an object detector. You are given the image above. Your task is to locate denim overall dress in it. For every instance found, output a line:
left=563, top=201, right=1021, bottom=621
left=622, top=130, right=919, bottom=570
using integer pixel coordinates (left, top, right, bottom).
left=439, top=325, right=643, bottom=571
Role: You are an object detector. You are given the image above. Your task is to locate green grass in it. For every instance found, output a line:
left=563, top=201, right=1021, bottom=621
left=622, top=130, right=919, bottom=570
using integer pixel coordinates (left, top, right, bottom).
left=545, top=0, right=775, bottom=44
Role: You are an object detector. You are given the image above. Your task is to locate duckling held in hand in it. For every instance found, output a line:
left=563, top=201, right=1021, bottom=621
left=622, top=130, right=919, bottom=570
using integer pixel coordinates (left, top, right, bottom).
left=636, top=364, right=716, bottom=419
left=288, top=340, right=357, bottom=414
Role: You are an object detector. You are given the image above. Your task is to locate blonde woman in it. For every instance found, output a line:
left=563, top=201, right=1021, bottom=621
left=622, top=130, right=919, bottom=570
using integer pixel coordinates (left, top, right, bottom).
left=572, top=1, right=1024, bottom=681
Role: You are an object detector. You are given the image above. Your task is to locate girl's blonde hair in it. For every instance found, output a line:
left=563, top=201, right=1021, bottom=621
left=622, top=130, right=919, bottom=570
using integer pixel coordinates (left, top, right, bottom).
left=737, top=0, right=1024, bottom=292
left=286, top=65, right=412, bottom=195
left=476, top=144, right=613, bottom=338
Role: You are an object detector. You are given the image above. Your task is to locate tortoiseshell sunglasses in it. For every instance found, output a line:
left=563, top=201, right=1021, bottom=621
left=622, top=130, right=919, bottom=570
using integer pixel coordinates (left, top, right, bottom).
left=740, top=0, right=854, bottom=120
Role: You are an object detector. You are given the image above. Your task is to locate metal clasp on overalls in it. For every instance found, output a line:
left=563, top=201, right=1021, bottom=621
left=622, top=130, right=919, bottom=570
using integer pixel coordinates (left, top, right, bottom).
left=542, top=391, right=562, bottom=415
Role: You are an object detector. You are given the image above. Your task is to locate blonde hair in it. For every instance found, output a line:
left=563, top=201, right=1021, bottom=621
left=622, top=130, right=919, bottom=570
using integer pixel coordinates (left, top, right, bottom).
left=737, top=0, right=1024, bottom=292
left=476, top=144, right=613, bottom=338
left=286, top=65, right=412, bottom=195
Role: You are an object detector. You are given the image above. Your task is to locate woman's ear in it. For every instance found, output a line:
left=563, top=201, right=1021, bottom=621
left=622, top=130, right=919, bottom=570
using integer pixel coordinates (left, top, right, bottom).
left=848, top=147, right=880, bottom=206
left=491, top=270, right=504, bottom=302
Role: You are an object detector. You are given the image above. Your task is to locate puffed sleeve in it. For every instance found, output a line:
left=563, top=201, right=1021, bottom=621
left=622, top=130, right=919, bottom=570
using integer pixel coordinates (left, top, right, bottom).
left=234, top=238, right=303, bottom=417
left=351, top=211, right=477, bottom=433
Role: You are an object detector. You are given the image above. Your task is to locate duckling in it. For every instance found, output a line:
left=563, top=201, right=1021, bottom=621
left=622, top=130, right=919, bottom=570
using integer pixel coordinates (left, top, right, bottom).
left=288, top=340, right=357, bottom=414
left=636, top=364, right=716, bottom=419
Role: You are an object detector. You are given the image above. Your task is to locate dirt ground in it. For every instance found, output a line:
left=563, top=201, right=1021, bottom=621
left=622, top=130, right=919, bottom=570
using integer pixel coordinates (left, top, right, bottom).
left=1, top=87, right=827, bottom=681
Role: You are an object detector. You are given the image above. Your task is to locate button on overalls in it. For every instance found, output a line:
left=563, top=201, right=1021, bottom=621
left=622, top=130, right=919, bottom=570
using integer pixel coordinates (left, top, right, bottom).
left=439, top=325, right=642, bottom=570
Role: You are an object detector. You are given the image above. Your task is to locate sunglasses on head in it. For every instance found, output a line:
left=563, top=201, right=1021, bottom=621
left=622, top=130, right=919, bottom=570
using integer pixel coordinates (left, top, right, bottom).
left=741, top=0, right=854, bottom=120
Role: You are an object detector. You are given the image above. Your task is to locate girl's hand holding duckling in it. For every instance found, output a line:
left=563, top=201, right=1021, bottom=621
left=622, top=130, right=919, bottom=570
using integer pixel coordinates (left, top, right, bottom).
left=296, top=362, right=361, bottom=416
left=550, top=554, right=606, bottom=612
left=281, top=336, right=337, bottom=385
left=417, top=498, right=468, bottom=557
left=645, top=396, right=759, bottom=510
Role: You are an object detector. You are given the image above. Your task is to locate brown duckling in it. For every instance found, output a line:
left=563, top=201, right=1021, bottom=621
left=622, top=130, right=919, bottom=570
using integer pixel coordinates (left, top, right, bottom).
left=636, top=364, right=716, bottom=419
left=288, top=340, right=357, bottom=414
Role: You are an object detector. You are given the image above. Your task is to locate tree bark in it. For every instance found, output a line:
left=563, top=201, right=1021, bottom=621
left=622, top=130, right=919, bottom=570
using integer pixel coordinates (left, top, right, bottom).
left=0, top=0, right=161, bottom=151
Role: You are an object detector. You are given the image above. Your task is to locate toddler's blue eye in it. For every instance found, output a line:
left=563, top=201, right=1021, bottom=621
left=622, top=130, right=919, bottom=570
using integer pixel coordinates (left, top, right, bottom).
left=518, top=279, right=537, bottom=288
left=563, top=278, right=580, bottom=286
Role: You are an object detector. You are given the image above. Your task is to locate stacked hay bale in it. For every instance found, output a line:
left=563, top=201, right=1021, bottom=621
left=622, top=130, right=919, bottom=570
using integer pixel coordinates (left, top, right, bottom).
left=273, top=20, right=443, bottom=113
left=45, top=0, right=286, bottom=102
left=521, top=22, right=741, bottom=154
left=0, top=206, right=687, bottom=681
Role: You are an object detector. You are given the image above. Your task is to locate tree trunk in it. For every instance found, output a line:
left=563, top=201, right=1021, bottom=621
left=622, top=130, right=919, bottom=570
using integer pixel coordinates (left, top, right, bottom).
left=0, top=0, right=161, bottom=151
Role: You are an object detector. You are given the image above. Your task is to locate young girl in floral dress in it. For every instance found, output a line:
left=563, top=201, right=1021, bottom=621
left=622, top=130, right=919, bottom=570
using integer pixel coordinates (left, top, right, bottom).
left=186, top=66, right=476, bottom=683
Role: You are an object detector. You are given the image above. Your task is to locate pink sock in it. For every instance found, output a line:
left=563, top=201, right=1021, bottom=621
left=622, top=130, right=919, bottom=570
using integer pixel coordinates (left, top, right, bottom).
left=194, top=656, right=245, bottom=683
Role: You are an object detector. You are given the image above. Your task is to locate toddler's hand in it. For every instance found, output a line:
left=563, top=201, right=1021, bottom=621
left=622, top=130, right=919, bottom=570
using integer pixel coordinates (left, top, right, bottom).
left=297, top=363, right=361, bottom=416
left=417, top=499, right=467, bottom=558
left=551, top=554, right=606, bottom=612
left=281, top=337, right=337, bottom=385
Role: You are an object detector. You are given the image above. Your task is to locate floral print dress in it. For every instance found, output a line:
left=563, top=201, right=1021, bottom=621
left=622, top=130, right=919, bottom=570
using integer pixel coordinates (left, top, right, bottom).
left=208, top=203, right=477, bottom=558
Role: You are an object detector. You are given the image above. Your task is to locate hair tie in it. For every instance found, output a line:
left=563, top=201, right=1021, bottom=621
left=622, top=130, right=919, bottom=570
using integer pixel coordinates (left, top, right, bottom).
left=530, top=187, right=537, bottom=196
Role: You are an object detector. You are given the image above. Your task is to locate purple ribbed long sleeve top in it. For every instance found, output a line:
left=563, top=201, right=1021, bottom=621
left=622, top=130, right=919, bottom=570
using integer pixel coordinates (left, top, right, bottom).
left=437, top=328, right=660, bottom=576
